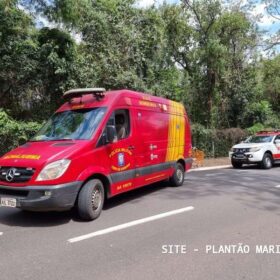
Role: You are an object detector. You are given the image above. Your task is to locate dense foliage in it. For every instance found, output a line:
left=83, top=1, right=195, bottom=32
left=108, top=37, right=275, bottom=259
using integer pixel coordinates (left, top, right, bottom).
left=0, top=110, right=41, bottom=155
left=192, top=125, right=247, bottom=157
left=0, top=0, right=279, bottom=156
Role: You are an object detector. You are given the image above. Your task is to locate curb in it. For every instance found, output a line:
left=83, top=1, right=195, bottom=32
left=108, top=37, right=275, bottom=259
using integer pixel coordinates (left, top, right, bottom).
left=188, top=165, right=232, bottom=172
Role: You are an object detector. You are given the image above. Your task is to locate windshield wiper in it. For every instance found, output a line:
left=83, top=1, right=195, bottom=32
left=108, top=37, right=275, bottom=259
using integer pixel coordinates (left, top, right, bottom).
left=30, top=136, right=74, bottom=142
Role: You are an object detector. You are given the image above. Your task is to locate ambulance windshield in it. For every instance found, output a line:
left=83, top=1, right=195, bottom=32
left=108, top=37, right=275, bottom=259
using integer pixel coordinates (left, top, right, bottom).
left=31, top=107, right=106, bottom=141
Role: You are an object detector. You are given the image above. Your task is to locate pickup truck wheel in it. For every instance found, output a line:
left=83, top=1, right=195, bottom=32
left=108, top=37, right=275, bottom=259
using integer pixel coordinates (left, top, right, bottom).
left=77, top=179, right=104, bottom=221
left=261, top=153, right=273, bottom=169
left=169, top=162, right=185, bottom=187
left=231, top=160, right=243, bottom=169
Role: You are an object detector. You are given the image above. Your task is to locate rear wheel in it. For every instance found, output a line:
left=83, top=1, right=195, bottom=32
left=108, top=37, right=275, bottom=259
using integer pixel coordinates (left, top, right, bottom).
left=231, top=160, right=243, bottom=169
left=169, top=162, right=185, bottom=187
left=77, top=179, right=105, bottom=221
left=261, top=153, right=273, bottom=169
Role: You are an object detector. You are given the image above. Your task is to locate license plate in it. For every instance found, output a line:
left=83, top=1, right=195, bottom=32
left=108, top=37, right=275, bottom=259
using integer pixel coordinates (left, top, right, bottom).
left=0, top=197, right=17, bottom=208
left=235, top=154, right=245, bottom=158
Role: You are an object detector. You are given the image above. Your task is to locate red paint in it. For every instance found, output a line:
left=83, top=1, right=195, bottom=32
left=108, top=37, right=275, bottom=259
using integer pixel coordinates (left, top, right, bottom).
left=0, top=90, right=192, bottom=197
left=273, top=154, right=280, bottom=160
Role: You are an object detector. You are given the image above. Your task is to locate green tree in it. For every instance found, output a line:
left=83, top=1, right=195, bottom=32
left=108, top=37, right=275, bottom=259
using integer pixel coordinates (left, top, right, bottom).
left=2, top=0, right=276, bottom=132
left=35, top=27, right=78, bottom=115
left=0, top=0, right=80, bottom=119
left=262, top=54, right=280, bottom=112
left=165, top=1, right=259, bottom=128
left=0, top=0, right=39, bottom=118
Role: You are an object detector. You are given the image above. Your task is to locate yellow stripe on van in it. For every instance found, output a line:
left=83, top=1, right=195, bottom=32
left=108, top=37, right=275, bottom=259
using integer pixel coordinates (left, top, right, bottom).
left=165, top=101, right=185, bottom=162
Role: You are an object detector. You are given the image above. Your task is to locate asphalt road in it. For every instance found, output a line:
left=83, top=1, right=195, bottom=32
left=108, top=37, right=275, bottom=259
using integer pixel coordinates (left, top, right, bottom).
left=0, top=165, right=280, bottom=280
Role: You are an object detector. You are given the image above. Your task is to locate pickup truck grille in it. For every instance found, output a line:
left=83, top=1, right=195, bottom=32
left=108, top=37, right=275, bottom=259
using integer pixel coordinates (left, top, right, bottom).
left=0, top=167, right=35, bottom=183
left=233, top=148, right=250, bottom=153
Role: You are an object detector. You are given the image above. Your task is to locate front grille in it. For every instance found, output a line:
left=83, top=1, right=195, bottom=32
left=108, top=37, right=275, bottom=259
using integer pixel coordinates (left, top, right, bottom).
left=0, top=167, right=35, bottom=183
left=234, top=148, right=250, bottom=153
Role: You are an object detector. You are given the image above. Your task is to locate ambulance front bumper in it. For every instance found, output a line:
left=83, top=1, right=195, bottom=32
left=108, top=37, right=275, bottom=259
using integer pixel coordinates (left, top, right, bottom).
left=0, top=182, right=82, bottom=211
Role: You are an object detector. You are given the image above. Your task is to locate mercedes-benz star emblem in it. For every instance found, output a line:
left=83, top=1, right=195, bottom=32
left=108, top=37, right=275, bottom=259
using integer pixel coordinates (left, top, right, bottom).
left=6, top=168, right=17, bottom=182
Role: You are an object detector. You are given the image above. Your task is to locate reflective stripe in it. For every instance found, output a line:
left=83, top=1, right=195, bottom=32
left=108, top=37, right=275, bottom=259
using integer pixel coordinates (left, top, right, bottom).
left=110, top=161, right=175, bottom=184
left=110, top=158, right=192, bottom=184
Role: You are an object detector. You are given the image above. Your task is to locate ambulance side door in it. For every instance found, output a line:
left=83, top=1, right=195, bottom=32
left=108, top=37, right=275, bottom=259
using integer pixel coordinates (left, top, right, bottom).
left=133, top=109, right=171, bottom=187
left=105, top=108, right=136, bottom=195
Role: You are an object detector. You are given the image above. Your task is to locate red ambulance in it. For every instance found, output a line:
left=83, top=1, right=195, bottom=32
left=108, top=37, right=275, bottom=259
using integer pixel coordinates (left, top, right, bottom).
left=0, top=89, right=192, bottom=220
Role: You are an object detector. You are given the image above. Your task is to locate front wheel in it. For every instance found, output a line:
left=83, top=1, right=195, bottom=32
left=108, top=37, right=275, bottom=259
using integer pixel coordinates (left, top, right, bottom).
left=77, top=179, right=105, bottom=221
left=169, top=162, right=185, bottom=187
left=261, top=153, right=273, bottom=169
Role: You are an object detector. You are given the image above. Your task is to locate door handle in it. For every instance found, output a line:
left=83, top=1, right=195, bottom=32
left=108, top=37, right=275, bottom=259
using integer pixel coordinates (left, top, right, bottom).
left=128, top=145, right=135, bottom=150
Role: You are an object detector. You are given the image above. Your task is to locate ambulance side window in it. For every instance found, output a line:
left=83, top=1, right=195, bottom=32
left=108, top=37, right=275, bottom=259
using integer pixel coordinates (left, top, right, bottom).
left=97, top=109, right=130, bottom=147
left=107, top=114, right=115, bottom=126
left=115, top=109, right=130, bottom=140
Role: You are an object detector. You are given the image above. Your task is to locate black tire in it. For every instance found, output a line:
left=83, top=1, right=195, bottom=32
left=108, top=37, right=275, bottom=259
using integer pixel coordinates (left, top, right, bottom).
left=261, top=153, right=273, bottom=169
left=231, top=160, right=243, bottom=169
left=77, top=179, right=105, bottom=221
left=169, top=162, right=185, bottom=187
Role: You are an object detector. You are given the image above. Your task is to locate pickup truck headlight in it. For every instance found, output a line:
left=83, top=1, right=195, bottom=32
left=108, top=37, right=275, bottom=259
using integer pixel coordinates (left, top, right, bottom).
left=36, top=159, right=71, bottom=181
left=249, top=147, right=261, bottom=153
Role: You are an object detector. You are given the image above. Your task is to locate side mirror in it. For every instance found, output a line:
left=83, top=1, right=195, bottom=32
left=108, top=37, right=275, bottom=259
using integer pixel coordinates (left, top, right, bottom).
left=106, top=125, right=117, bottom=143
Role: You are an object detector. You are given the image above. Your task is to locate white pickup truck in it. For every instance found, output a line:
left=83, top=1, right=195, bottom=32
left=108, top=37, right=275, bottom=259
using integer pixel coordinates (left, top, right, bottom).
left=229, top=131, right=280, bottom=169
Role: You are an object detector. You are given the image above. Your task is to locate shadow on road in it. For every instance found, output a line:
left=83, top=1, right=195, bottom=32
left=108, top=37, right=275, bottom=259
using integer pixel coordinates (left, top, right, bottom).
left=0, top=166, right=279, bottom=227
left=0, top=181, right=169, bottom=227
left=184, top=166, right=280, bottom=213
left=0, top=208, right=74, bottom=227
left=103, top=181, right=168, bottom=210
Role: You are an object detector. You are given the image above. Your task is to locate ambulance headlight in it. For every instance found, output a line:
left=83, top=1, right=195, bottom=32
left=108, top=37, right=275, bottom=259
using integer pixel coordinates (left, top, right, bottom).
left=249, top=147, right=261, bottom=153
left=36, top=159, right=71, bottom=181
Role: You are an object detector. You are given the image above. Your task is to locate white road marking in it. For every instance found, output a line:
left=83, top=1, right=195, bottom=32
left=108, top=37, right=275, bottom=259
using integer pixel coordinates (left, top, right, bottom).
left=188, top=165, right=231, bottom=172
left=204, top=173, right=224, bottom=177
left=0, top=232, right=3, bottom=236
left=274, top=185, right=280, bottom=188
left=68, top=206, right=194, bottom=243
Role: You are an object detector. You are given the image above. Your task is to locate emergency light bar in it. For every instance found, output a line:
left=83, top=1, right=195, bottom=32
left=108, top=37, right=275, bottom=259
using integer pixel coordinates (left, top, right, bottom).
left=257, top=129, right=280, bottom=134
left=63, top=88, right=106, bottom=101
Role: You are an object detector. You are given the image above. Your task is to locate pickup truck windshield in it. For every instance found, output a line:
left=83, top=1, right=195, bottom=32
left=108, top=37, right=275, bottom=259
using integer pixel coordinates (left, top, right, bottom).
left=244, top=135, right=273, bottom=143
left=31, top=107, right=106, bottom=141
